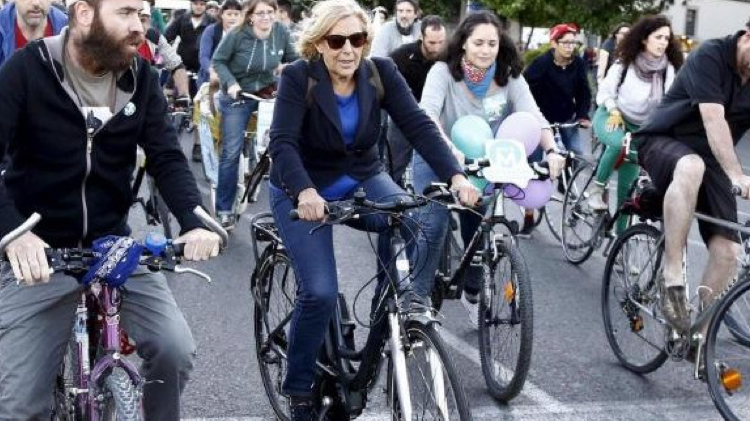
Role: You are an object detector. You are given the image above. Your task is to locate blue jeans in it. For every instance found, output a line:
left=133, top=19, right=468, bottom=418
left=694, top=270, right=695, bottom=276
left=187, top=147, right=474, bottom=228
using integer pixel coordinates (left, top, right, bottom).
left=410, top=153, right=484, bottom=298
left=270, top=173, right=416, bottom=397
left=216, top=95, right=257, bottom=213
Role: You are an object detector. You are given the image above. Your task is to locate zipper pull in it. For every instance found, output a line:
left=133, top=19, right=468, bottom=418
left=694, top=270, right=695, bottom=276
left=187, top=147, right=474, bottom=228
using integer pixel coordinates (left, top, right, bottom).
left=87, top=129, right=94, bottom=154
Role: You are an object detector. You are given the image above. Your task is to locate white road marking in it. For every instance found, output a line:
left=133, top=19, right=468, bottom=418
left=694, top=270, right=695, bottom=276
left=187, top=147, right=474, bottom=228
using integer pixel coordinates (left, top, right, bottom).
left=436, top=326, right=570, bottom=412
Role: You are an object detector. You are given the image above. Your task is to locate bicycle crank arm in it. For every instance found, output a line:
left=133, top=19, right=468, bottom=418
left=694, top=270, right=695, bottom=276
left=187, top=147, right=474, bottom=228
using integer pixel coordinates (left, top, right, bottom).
left=174, top=266, right=212, bottom=283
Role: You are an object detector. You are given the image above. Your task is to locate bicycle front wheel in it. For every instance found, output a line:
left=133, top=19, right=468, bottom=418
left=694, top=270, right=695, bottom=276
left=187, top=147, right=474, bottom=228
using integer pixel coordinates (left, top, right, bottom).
left=479, top=240, right=532, bottom=402
left=100, top=367, right=144, bottom=421
left=253, top=249, right=296, bottom=421
left=561, top=163, right=604, bottom=265
left=390, top=322, right=472, bottom=420
left=705, top=277, right=750, bottom=421
left=601, top=223, right=668, bottom=373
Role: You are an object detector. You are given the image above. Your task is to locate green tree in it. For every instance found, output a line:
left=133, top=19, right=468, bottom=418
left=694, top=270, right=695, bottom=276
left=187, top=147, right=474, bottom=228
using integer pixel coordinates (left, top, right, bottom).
left=480, top=0, right=668, bottom=36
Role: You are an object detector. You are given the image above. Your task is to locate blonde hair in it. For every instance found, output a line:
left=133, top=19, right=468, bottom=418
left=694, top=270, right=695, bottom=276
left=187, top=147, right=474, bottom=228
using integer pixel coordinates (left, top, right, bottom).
left=297, top=0, right=372, bottom=60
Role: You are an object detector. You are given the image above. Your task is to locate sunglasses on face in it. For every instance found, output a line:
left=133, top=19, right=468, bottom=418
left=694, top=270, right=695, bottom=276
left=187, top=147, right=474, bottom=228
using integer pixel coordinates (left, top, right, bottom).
left=324, top=32, right=368, bottom=50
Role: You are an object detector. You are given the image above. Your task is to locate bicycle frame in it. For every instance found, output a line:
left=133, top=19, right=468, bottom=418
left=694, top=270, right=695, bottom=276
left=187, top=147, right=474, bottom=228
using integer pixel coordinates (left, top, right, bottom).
left=69, top=283, right=143, bottom=420
left=440, top=185, right=519, bottom=300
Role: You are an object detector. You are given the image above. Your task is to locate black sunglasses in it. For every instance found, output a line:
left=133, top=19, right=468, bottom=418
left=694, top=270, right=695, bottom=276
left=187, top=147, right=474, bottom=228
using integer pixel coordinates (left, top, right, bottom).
left=324, top=32, right=368, bottom=50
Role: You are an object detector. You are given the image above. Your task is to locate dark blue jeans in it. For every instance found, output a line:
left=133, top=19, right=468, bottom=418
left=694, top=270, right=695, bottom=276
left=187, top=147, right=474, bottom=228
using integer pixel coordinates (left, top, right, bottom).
left=270, top=172, right=416, bottom=397
left=216, top=95, right=258, bottom=214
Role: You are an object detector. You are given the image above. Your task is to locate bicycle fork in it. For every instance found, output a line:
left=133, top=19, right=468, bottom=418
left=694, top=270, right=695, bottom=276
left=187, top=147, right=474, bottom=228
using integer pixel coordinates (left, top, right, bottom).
left=389, top=306, right=412, bottom=420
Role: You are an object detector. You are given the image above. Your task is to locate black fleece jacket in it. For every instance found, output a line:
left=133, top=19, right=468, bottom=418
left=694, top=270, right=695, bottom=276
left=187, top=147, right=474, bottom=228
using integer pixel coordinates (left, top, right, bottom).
left=524, top=49, right=591, bottom=124
left=0, top=33, right=204, bottom=247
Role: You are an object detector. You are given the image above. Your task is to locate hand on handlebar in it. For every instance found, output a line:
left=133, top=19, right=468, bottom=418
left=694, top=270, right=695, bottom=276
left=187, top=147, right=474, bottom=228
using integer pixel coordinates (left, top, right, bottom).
left=5, top=232, right=51, bottom=284
left=577, top=118, right=592, bottom=129
left=731, top=175, right=750, bottom=199
left=450, top=175, right=480, bottom=207
left=228, top=84, right=242, bottom=100
left=174, top=228, right=221, bottom=262
left=296, top=188, right=327, bottom=222
left=605, top=110, right=624, bottom=133
left=545, top=152, right=566, bottom=179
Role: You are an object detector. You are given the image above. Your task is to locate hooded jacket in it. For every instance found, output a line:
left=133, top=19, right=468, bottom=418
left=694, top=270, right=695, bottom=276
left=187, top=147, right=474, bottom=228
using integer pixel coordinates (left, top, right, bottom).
left=0, top=29, right=205, bottom=247
left=212, top=22, right=297, bottom=94
left=0, top=2, right=68, bottom=67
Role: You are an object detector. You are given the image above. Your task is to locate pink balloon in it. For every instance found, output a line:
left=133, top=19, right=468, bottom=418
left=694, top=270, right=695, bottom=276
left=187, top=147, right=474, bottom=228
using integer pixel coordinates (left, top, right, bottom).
left=495, top=112, right=542, bottom=157
left=503, top=179, right=554, bottom=210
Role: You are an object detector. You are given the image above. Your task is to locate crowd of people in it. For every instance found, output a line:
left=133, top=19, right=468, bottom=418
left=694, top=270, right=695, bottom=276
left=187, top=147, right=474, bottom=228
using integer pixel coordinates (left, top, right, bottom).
left=0, top=0, right=749, bottom=420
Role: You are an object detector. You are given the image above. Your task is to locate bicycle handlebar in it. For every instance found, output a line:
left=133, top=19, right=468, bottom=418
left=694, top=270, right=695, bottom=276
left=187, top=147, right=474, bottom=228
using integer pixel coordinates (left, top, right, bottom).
left=289, top=190, right=428, bottom=222
left=240, top=92, right=277, bottom=102
left=0, top=207, right=229, bottom=258
left=549, top=122, right=582, bottom=130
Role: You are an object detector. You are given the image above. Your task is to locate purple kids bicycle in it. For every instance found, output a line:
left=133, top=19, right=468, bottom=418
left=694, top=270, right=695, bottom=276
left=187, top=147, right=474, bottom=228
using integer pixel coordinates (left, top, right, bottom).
left=0, top=207, right=227, bottom=421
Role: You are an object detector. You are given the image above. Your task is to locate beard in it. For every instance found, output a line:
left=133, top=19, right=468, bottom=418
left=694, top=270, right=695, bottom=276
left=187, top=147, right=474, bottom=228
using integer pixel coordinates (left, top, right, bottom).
left=396, top=19, right=414, bottom=36
left=76, top=13, right=144, bottom=74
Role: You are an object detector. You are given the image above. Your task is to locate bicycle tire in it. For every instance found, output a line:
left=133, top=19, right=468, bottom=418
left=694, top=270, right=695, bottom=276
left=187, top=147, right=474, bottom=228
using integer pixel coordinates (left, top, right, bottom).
left=53, top=339, right=83, bottom=421
left=478, top=239, right=532, bottom=402
left=432, top=221, right=462, bottom=312
left=545, top=157, right=588, bottom=244
left=101, top=367, right=144, bottom=421
left=601, top=223, right=668, bottom=374
left=389, top=322, right=473, bottom=420
left=705, top=277, right=750, bottom=421
left=253, top=249, right=295, bottom=421
left=723, top=307, right=750, bottom=347
left=561, top=163, right=602, bottom=265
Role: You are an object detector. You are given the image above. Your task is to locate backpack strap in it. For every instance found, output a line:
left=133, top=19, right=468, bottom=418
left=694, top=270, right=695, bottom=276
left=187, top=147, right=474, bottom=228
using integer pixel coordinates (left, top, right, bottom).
left=305, top=59, right=385, bottom=107
left=617, top=63, right=669, bottom=93
left=616, top=63, right=629, bottom=90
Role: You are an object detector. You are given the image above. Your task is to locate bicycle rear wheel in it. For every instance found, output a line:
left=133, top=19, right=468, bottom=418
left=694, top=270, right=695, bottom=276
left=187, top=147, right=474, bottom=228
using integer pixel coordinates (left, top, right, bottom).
left=705, top=277, right=750, bottom=421
left=389, top=322, right=472, bottom=420
left=478, top=239, right=532, bottom=402
left=561, top=163, right=604, bottom=265
left=253, top=249, right=296, bottom=421
left=601, top=223, right=668, bottom=373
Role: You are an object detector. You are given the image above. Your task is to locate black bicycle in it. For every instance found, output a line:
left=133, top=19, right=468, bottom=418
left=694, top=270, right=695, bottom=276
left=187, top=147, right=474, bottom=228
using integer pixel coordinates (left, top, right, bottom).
left=250, top=191, right=472, bottom=420
left=131, top=148, right=175, bottom=239
left=601, top=185, right=750, bottom=421
left=429, top=158, right=553, bottom=402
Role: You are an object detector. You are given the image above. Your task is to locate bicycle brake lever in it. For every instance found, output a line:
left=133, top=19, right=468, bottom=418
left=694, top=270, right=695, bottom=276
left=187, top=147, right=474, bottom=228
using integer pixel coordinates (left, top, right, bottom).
left=174, top=266, right=212, bottom=284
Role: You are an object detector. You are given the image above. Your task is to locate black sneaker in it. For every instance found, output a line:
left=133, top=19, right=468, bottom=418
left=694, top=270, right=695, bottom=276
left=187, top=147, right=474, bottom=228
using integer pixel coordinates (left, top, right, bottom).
left=290, top=397, right=317, bottom=421
left=192, top=144, right=202, bottom=163
left=518, top=213, right=535, bottom=239
left=218, top=214, right=236, bottom=231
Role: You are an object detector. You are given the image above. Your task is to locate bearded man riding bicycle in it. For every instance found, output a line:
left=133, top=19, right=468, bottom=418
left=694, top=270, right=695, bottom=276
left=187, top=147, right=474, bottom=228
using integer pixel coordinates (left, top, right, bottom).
left=0, top=0, right=221, bottom=418
left=634, top=21, right=750, bottom=333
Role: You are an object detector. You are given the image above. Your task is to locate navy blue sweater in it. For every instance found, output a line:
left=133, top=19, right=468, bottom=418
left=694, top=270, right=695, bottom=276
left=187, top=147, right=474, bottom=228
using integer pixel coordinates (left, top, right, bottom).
left=269, top=57, right=462, bottom=199
left=524, top=50, right=591, bottom=124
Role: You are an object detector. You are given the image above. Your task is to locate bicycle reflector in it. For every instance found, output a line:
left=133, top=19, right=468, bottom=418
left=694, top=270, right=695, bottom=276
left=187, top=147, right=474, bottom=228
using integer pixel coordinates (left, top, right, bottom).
left=721, top=367, right=742, bottom=393
left=504, top=281, right=515, bottom=303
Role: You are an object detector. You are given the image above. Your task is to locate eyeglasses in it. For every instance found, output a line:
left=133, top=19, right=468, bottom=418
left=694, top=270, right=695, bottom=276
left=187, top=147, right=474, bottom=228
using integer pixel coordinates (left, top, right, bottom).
left=324, top=32, right=368, bottom=50
left=253, top=11, right=275, bottom=18
left=557, top=41, right=582, bottom=47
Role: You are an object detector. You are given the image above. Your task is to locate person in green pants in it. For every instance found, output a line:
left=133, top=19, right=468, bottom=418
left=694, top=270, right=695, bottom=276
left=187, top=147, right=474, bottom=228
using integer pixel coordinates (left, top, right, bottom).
left=588, top=15, right=683, bottom=233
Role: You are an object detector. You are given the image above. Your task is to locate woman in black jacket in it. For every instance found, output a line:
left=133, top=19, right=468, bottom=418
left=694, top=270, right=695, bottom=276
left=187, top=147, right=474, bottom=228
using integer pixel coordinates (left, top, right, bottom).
left=267, top=0, right=478, bottom=418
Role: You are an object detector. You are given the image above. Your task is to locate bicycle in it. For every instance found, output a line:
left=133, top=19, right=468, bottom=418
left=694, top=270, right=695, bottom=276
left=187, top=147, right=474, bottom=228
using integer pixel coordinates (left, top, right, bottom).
left=600, top=185, right=750, bottom=420
left=131, top=148, right=175, bottom=239
left=537, top=122, right=586, bottom=243
left=429, top=141, right=552, bottom=402
left=250, top=192, right=472, bottom=420
left=0, top=207, right=228, bottom=421
left=560, top=134, right=638, bottom=264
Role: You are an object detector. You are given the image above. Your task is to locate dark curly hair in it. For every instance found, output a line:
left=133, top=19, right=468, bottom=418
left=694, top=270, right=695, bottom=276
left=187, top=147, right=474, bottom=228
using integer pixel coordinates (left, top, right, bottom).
left=615, top=15, right=683, bottom=70
left=442, top=11, right=523, bottom=87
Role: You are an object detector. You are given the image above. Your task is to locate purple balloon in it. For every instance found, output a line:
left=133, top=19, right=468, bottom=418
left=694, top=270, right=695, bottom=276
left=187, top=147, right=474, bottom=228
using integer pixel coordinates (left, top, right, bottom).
left=503, top=179, right=554, bottom=210
left=495, top=112, right=542, bottom=157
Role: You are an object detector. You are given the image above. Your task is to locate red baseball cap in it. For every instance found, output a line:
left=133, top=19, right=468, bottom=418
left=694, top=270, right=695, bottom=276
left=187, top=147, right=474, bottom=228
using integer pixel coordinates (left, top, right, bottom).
left=549, top=24, right=579, bottom=42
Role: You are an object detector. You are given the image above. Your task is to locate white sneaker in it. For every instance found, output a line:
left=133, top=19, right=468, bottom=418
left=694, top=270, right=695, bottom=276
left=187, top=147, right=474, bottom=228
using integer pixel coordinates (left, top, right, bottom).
left=461, top=294, right=479, bottom=330
left=587, top=182, right=608, bottom=211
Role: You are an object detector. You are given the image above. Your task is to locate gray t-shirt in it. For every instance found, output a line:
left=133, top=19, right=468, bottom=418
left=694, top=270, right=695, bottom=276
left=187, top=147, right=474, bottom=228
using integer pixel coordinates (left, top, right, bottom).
left=63, top=50, right=117, bottom=126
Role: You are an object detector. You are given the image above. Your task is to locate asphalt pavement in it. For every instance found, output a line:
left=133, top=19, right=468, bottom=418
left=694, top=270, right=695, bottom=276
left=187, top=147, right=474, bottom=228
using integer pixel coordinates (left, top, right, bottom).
left=125, top=129, right=750, bottom=420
